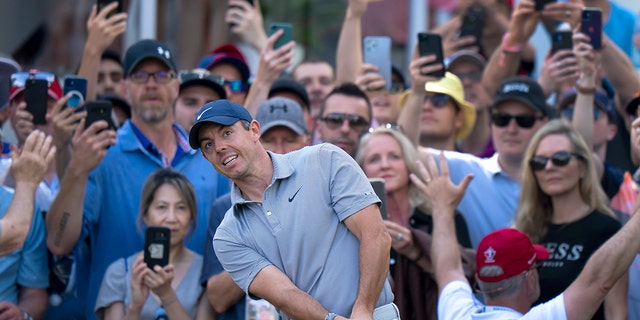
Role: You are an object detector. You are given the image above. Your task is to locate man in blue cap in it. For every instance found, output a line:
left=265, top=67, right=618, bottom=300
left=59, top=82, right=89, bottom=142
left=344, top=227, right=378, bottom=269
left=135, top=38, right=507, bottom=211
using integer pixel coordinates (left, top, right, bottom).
left=46, top=39, right=230, bottom=319
left=189, top=99, right=398, bottom=320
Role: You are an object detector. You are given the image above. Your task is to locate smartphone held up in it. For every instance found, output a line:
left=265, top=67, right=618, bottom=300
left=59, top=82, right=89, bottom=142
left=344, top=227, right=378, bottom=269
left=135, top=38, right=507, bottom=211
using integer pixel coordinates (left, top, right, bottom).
left=144, top=226, right=171, bottom=270
left=581, top=7, right=602, bottom=50
left=417, top=32, right=445, bottom=78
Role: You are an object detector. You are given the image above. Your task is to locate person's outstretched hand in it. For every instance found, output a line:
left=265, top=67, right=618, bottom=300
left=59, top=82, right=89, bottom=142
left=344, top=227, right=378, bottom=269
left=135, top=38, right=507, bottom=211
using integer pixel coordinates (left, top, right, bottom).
left=226, top=0, right=268, bottom=50
left=10, top=130, right=56, bottom=189
left=85, top=2, right=127, bottom=54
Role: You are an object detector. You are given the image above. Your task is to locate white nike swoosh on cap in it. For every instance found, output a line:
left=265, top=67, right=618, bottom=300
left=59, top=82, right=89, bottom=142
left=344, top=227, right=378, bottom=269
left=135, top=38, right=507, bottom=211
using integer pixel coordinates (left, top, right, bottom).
left=197, top=107, right=213, bottom=120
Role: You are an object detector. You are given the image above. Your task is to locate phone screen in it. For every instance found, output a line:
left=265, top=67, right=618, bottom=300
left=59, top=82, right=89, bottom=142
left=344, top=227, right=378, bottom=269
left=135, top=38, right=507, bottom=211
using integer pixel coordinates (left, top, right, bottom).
left=581, top=8, right=602, bottom=49
left=144, top=226, right=171, bottom=269
left=417, top=33, right=445, bottom=78
left=24, top=79, right=49, bottom=125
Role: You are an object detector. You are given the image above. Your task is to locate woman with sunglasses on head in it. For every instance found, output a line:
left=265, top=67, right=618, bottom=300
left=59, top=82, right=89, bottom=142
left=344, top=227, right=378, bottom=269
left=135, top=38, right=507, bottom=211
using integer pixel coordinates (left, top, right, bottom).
left=513, top=119, right=625, bottom=319
left=94, top=169, right=213, bottom=320
left=356, top=126, right=473, bottom=320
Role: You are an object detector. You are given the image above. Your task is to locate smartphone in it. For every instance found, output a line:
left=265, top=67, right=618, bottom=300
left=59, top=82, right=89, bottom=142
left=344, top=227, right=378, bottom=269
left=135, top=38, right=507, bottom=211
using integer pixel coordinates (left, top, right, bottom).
left=268, top=22, right=293, bottom=50
left=97, top=0, right=123, bottom=18
left=551, top=31, right=573, bottom=55
left=369, top=178, right=388, bottom=220
left=417, top=32, right=445, bottom=78
left=363, top=36, right=392, bottom=91
left=24, top=78, right=49, bottom=125
left=458, top=3, right=485, bottom=49
left=144, top=226, right=171, bottom=270
left=64, top=76, right=87, bottom=108
left=84, top=100, right=115, bottom=130
left=535, top=0, right=556, bottom=11
left=581, top=7, right=602, bottom=50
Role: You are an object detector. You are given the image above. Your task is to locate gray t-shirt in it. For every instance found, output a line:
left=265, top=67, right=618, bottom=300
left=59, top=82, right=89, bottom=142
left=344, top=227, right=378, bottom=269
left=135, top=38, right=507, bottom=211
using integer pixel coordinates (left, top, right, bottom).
left=214, top=143, right=394, bottom=318
left=94, top=252, right=203, bottom=319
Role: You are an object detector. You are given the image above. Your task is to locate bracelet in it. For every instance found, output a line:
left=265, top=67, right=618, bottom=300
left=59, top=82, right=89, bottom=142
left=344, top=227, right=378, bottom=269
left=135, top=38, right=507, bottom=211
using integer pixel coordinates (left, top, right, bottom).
left=576, top=83, right=596, bottom=94
left=409, top=250, right=424, bottom=263
left=501, top=32, right=525, bottom=53
left=325, top=312, right=338, bottom=320
left=162, top=296, right=179, bottom=307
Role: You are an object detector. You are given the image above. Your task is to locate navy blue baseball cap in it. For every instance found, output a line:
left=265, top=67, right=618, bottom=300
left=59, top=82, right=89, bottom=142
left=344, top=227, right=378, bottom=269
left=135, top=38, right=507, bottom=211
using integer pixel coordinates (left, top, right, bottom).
left=123, top=39, right=177, bottom=77
left=188, top=100, right=253, bottom=149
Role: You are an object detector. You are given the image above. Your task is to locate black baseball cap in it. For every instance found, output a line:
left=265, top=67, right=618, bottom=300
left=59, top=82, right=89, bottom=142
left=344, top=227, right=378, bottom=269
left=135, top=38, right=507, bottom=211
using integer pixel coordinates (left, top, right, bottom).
left=123, top=39, right=177, bottom=77
left=179, top=69, right=227, bottom=99
left=268, top=77, right=310, bottom=112
left=189, top=100, right=253, bottom=149
left=493, top=76, right=553, bottom=118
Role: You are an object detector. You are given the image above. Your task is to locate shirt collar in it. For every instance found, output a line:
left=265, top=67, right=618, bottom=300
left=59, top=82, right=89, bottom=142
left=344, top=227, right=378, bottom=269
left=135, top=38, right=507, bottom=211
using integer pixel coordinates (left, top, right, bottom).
left=229, top=150, right=295, bottom=206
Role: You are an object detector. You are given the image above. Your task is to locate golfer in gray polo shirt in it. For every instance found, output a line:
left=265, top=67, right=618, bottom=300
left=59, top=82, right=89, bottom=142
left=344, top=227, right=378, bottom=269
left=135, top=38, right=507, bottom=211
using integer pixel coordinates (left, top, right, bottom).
left=189, top=100, right=397, bottom=320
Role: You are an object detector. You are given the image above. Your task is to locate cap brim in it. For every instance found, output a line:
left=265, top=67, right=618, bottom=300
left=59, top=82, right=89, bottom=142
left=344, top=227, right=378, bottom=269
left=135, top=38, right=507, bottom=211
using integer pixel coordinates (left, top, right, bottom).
left=533, top=244, right=550, bottom=261
left=126, top=55, right=175, bottom=77
left=260, top=121, right=306, bottom=136
left=180, top=79, right=227, bottom=100
left=188, top=116, right=241, bottom=149
left=494, top=95, right=542, bottom=114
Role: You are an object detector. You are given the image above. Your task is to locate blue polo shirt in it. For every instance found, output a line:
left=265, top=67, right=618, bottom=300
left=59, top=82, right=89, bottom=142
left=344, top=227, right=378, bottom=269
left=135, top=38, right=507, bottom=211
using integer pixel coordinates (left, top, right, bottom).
left=443, top=151, right=520, bottom=248
left=81, top=121, right=230, bottom=319
left=0, top=186, right=49, bottom=303
left=214, top=143, right=394, bottom=318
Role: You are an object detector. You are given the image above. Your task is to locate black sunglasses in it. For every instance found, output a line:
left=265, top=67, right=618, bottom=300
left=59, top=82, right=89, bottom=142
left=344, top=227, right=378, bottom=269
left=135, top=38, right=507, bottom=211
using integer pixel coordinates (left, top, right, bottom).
left=423, top=93, right=454, bottom=108
left=491, top=113, right=543, bottom=129
left=320, top=112, right=370, bottom=131
left=529, top=151, right=582, bottom=171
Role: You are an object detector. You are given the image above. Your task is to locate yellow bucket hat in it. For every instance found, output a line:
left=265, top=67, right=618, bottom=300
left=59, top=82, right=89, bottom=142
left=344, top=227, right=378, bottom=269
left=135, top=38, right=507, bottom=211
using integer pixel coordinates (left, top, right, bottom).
left=424, top=72, right=476, bottom=140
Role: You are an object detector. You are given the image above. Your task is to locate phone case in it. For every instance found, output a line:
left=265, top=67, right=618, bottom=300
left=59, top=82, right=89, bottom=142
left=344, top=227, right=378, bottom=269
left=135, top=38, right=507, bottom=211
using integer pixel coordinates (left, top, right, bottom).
left=551, top=31, right=573, bottom=55
left=144, top=227, right=171, bottom=269
left=97, top=0, right=123, bottom=18
left=535, top=0, right=555, bottom=11
left=85, top=100, right=115, bottom=130
left=64, top=76, right=88, bottom=108
left=363, top=36, right=392, bottom=91
left=417, top=33, right=445, bottom=78
left=458, top=4, right=485, bottom=48
left=581, top=8, right=602, bottom=50
left=369, top=178, right=388, bottom=220
left=269, top=22, right=293, bottom=50
left=24, top=79, right=49, bottom=125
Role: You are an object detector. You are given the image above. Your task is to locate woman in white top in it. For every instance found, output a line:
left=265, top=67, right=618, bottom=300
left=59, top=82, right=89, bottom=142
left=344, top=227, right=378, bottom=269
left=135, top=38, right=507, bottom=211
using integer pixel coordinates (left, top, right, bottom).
left=95, top=168, right=213, bottom=319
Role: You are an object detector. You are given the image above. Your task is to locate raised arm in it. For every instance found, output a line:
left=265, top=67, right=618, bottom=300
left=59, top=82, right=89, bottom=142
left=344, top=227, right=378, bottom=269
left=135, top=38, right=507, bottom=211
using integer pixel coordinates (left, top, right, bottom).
left=411, top=152, right=473, bottom=292
left=77, top=2, right=127, bottom=101
left=45, top=119, right=116, bottom=255
left=226, top=0, right=268, bottom=52
left=0, top=130, right=55, bottom=256
left=335, top=0, right=379, bottom=84
left=571, top=32, right=598, bottom=152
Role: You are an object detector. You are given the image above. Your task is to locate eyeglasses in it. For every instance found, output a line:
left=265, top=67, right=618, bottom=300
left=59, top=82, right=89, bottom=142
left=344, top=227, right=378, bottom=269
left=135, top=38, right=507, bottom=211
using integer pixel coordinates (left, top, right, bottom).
left=452, top=71, right=482, bottom=83
left=97, top=71, right=123, bottom=84
left=320, top=112, right=370, bottom=131
left=390, top=82, right=406, bottom=94
left=491, top=113, right=543, bottom=129
left=179, top=69, right=225, bottom=86
left=529, top=151, right=582, bottom=171
left=11, top=71, right=56, bottom=87
left=423, top=93, right=455, bottom=108
left=129, top=70, right=176, bottom=84
left=224, top=79, right=247, bottom=94
left=561, top=106, right=602, bottom=121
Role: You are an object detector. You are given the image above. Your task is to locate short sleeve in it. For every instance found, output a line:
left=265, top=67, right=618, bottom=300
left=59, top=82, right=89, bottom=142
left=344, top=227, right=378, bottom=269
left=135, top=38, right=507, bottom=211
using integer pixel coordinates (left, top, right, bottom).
left=94, top=257, right=128, bottom=319
left=437, top=281, right=478, bottom=320
left=17, top=209, right=49, bottom=288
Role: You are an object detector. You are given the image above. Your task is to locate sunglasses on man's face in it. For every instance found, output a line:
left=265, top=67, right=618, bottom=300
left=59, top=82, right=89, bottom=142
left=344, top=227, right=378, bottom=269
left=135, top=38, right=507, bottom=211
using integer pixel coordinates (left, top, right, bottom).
left=224, top=79, right=247, bottom=94
left=11, top=72, right=55, bottom=87
left=491, top=113, right=542, bottom=129
left=529, top=151, right=582, bottom=171
left=423, top=93, right=454, bottom=108
left=320, top=112, right=370, bottom=131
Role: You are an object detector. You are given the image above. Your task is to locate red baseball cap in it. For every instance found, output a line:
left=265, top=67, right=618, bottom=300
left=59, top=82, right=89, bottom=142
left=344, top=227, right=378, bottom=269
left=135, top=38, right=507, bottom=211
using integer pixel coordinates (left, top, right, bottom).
left=197, top=43, right=250, bottom=83
left=9, top=70, right=63, bottom=102
left=476, top=228, right=550, bottom=283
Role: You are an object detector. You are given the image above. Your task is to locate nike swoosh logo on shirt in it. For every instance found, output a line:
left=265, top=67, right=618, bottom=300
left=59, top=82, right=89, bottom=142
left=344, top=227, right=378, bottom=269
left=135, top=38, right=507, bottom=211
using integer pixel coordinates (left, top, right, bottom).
left=288, top=186, right=303, bottom=202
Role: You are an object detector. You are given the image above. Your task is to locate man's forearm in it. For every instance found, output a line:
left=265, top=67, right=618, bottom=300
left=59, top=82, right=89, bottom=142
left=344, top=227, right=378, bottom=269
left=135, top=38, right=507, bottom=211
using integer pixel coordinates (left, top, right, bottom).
left=18, top=287, right=48, bottom=320
left=352, top=231, right=391, bottom=316
left=206, top=271, right=245, bottom=314
left=482, top=39, right=522, bottom=98
left=600, top=36, right=640, bottom=110
left=45, top=167, right=88, bottom=255
left=397, top=92, right=423, bottom=146
left=335, top=11, right=364, bottom=85
left=77, top=44, right=102, bottom=102
left=0, top=183, right=37, bottom=256
left=432, top=206, right=465, bottom=291
left=243, top=79, right=272, bottom=117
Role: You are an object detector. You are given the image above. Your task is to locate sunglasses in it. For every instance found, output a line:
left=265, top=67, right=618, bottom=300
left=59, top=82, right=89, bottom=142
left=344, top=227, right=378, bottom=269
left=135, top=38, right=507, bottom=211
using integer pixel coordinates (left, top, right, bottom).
left=491, top=113, right=542, bottom=129
left=97, top=71, right=123, bottom=84
left=529, top=151, right=582, bottom=171
left=561, top=106, right=602, bottom=121
left=179, top=69, right=225, bottom=86
left=11, top=71, right=56, bottom=87
left=224, top=79, right=247, bottom=94
left=390, top=82, right=406, bottom=94
left=320, top=112, right=370, bottom=131
left=129, top=70, right=176, bottom=84
left=423, top=93, right=455, bottom=108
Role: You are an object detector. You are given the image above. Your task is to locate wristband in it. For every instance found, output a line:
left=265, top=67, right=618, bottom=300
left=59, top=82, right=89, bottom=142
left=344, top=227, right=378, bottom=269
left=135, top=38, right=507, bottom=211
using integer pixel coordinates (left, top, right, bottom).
left=576, top=83, right=596, bottom=94
left=501, top=32, right=525, bottom=53
left=325, top=312, right=338, bottom=320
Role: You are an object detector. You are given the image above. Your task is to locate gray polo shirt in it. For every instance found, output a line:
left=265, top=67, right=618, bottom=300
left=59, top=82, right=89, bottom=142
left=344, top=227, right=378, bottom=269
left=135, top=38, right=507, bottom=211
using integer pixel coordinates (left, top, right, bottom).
left=213, top=143, right=394, bottom=317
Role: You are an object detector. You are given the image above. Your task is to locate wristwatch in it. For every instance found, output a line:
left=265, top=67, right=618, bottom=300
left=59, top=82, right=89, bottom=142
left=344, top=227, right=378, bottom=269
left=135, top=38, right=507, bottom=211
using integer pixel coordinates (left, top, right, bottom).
left=22, top=310, right=33, bottom=320
left=325, top=312, right=337, bottom=320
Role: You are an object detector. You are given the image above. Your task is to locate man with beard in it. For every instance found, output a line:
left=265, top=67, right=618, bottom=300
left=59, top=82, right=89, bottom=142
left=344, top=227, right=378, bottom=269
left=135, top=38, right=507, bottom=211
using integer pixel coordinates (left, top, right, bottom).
left=45, top=39, right=230, bottom=319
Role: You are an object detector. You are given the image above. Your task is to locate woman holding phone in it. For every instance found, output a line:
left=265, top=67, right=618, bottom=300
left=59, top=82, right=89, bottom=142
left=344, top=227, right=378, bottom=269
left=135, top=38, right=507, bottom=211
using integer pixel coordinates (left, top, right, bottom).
left=356, top=126, right=472, bottom=320
left=94, top=169, right=212, bottom=319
